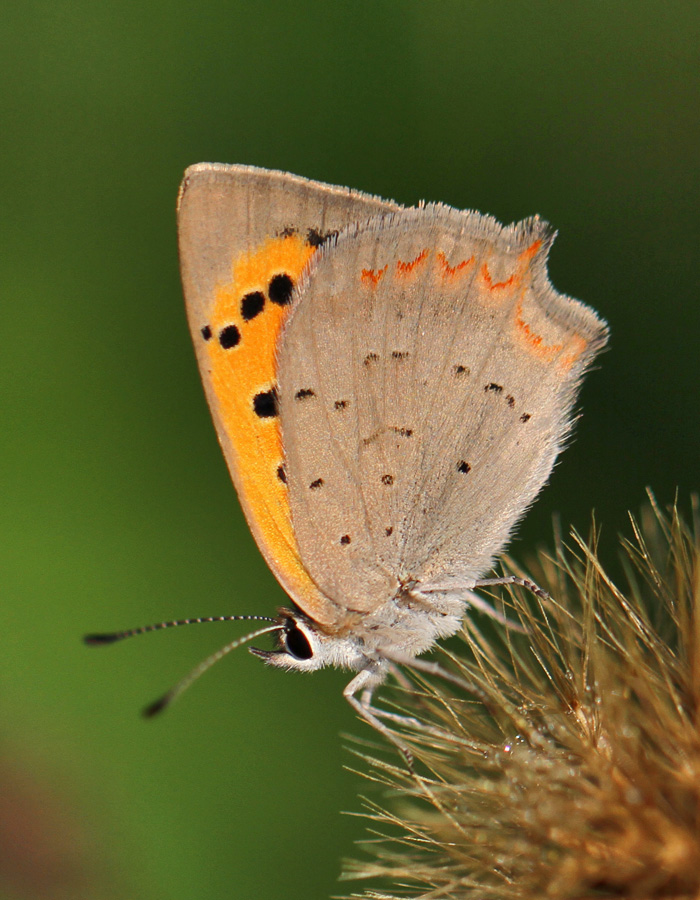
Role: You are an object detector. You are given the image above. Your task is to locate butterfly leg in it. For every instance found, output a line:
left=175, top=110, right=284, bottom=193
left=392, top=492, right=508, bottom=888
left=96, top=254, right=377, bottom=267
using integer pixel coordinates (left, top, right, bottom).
left=420, top=575, right=551, bottom=626
left=382, top=651, right=488, bottom=699
left=454, top=589, right=527, bottom=630
left=362, top=702, right=469, bottom=746
left=364, top=663, right=467, bottom=742
left=473, top=575, right=552, bottom=603
left=346, top=667, right=469, bottom=757
left=345, top=667, right=473, bottom=840
left=344, top=667, right=416, bottom=767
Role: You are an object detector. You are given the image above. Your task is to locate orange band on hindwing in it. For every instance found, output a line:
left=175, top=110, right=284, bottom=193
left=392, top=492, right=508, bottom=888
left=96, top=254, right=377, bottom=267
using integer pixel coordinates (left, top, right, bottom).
left=557, top=334, right=588, bottom=371
left=478, top=240, right=543, bottom=296
left=436, top=251, right=475, bottom=280
left=517, top=239, right=542, bottom=266
left=513, top=293, right=564, bottom=362
left=361, top=264, right=389, bottom=287
left=510, top=239, right=587, bottom=370
left=395, top=249, right=428, bottom=277
left=479, top=263, right=516, bottom=293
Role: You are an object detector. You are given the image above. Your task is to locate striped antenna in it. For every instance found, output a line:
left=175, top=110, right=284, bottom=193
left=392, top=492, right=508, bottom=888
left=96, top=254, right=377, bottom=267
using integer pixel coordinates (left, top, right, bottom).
left=84, top=614, right=278, bottom=645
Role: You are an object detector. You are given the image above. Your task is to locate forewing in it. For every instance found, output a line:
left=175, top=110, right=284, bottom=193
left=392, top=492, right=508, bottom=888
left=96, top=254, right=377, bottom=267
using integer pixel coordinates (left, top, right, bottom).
left=177, top=164, right=399, bottom=623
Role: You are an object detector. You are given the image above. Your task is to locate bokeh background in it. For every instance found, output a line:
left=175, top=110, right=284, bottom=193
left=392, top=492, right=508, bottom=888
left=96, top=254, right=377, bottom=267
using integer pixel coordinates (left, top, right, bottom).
left=2, top=2, right=698, bottom=898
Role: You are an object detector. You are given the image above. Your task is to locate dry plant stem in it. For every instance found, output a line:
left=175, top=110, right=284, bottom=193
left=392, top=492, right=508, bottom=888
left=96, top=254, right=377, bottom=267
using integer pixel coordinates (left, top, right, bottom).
left=342, top=495, right=700, bottom=900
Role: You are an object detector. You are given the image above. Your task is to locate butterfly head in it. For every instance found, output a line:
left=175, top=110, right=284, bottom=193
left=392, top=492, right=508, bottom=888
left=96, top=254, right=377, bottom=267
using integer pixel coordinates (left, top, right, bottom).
left=249, top=608, right=370, bottom=674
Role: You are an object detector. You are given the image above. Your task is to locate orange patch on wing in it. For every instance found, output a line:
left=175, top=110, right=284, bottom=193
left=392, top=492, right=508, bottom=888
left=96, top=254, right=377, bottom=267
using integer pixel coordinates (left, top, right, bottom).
left=478, top=240, right=543, bottom=298
left=479, top=262, right=517, bottom=293
left=361, top=264, right=388, bottom=286
left=558, top=335, right=588, bottom=372
left=509, top=240, right=587, bottom=372
left=396, top=249, right=428, bottom=277
left=517, top=239, right=542, bottom=266
left=513, top=293, right=564, bottom=362
left=436, top=251, right=475, bottom=280
left=205, top=233, right=323, bottom=611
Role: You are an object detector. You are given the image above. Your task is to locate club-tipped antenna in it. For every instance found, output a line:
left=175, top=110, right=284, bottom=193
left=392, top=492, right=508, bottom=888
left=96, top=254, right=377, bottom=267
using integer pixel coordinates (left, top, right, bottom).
left=84, top=614, right=278, bottom=645
left=142, top=623, right=284, bottom=718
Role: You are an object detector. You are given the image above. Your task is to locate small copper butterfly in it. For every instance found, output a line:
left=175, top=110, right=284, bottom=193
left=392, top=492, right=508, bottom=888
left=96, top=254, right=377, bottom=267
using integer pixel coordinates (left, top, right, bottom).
left=87, top=164, right=608, bottom=747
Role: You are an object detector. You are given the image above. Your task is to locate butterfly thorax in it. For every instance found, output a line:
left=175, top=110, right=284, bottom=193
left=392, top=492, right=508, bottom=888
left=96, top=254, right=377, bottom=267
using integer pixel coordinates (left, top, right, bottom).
left=250, top=583, right=465, bottom=677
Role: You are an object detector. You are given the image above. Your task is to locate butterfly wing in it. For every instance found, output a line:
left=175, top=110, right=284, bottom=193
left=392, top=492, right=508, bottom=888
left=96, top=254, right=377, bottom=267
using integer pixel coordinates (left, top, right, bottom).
left=177, top=164, right=400, bottom=624
left=277, top=205, right=608, bottom=622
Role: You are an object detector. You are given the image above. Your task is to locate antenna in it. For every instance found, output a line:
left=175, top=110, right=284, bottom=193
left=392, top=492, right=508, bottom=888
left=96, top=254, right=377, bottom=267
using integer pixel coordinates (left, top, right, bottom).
left=84, top=615, right=284, bottom=715
left=142, top=624, right=284, bottom=717
left=84, top=614, right=278, bottom=645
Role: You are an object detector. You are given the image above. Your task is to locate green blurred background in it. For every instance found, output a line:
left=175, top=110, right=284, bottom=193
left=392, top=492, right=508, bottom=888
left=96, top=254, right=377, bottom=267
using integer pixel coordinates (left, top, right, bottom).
left=1, top=2, right=698, bottom=898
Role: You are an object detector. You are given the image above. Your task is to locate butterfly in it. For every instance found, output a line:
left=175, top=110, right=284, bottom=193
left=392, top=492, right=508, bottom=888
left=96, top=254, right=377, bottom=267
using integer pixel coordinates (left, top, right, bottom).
left=87, top=164, right=608, bottom=749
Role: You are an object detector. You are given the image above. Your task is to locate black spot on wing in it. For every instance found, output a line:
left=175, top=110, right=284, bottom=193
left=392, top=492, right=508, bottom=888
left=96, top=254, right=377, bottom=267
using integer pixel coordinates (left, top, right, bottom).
left=241, top=291, right=265, bottom=321
left=253, top=387, right=279, bottom=418
left=219, top=325, right=240, bottom=349
left=306, top=227, right=337, bottom=247
left=269, top=274, right=294, bottom=306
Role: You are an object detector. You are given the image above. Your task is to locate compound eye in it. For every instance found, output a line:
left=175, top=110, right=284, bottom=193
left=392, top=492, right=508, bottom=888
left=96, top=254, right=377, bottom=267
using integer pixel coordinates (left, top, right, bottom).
left=284, top=623, right=313, bottom=661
